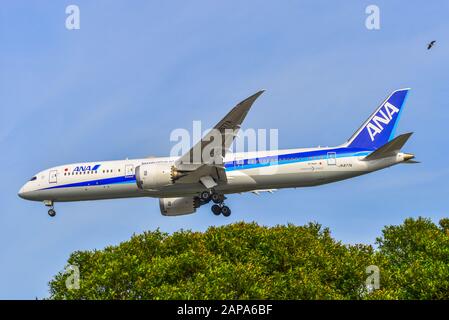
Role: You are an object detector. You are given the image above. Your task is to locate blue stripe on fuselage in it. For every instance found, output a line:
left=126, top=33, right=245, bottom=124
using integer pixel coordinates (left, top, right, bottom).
left=43, top=175, right=137, bottom=190
left=224, top=147, right=371, bottom=171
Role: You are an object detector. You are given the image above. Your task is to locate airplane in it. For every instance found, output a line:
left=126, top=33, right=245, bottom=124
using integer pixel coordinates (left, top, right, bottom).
left=18, top=88, right=417, bottom=218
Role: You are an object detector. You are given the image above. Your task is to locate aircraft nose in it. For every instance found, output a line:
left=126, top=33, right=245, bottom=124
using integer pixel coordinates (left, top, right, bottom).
left=18, top=185, right=27, bottom=199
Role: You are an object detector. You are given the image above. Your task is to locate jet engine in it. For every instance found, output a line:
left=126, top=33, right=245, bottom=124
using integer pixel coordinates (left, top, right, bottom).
left=159, top=197, right=198, bottom=216
left=135, top=163, right=181, bottom=190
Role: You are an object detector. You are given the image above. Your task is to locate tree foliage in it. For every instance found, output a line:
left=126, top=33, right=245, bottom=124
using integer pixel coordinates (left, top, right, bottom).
left=49, top=217, right=449, bottom=300
left=369, top=217, right=449, bottom=299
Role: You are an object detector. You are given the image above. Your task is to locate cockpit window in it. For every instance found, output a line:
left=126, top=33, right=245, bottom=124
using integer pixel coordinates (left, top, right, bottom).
left=30, top=176, right=37, bottom=181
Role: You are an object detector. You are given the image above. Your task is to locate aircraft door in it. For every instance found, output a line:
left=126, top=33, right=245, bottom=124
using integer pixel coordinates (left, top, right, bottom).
left=327, top=152, right=337, bottom=166
left=125, top=164, right=134, bottom=177
left=49, top=170, right=58, bottom=184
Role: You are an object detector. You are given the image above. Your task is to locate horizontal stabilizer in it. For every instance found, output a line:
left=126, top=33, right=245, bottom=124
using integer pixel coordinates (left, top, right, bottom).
left=363, top=132, right=413, bottom=161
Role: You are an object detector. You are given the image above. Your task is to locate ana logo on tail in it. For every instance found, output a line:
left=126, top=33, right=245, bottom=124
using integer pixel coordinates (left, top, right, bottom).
left=366, top=102, right=399, bottom=141
left=347, top=88, right=409, bottom=150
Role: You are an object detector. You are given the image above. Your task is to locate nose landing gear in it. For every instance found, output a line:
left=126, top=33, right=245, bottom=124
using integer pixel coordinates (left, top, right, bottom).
left=48, top=209, right=56, bottom=217
left=44, top=200, right=56, bottom=217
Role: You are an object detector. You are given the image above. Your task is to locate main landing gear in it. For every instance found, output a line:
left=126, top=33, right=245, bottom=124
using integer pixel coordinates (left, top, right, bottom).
left=211, top=204, right=231, bottom=217
left=44, top=200, right=56, bottom=217
left=197, top=191, right=231, bottom=217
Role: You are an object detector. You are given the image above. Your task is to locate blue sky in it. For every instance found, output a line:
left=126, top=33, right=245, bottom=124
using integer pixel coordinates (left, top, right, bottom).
left=1, top=1, right=449, bottom=299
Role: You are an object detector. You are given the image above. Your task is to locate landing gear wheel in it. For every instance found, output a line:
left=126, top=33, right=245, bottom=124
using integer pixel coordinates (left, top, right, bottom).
left=200, top=191, right=211, bottom=201
left=48, top=209, right=56, bottom=217
left=211, top=204, right=222, bottom=216
left=211, top=193, right=224, bottom=204
left=221, top=206, right=231, bottom=217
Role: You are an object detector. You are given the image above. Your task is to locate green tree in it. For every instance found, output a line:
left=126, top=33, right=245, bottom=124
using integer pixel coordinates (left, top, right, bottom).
left=48, top=218, right=449, bottom=300
left=369, top=217, right=449, bottom=299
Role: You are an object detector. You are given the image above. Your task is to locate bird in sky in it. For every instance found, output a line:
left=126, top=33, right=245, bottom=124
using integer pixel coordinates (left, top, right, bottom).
left=427, top=40, right=436, bottom=50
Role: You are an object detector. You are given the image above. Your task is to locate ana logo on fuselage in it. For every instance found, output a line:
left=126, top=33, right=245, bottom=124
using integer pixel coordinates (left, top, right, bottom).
left=73, top=164, right=100, bottom=173
left=366, top=102, right=399, bottom=141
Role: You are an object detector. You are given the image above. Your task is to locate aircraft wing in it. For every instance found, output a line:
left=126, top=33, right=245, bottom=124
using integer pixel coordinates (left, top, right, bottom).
left=173, top=90, right=264, bottom=188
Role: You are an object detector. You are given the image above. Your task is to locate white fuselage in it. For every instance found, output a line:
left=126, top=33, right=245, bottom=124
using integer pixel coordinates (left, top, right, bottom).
left=18, top=146, right=408, bottom=203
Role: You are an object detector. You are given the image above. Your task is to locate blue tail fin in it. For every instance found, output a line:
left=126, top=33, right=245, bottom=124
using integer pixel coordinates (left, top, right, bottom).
left=346, top=88, right=410, bottom=149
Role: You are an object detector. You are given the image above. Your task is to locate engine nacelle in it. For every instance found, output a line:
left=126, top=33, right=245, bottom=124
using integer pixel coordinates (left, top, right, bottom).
left=135, top=163, right=175, bottom=190
left=159, top=197, right=197, bottom=216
